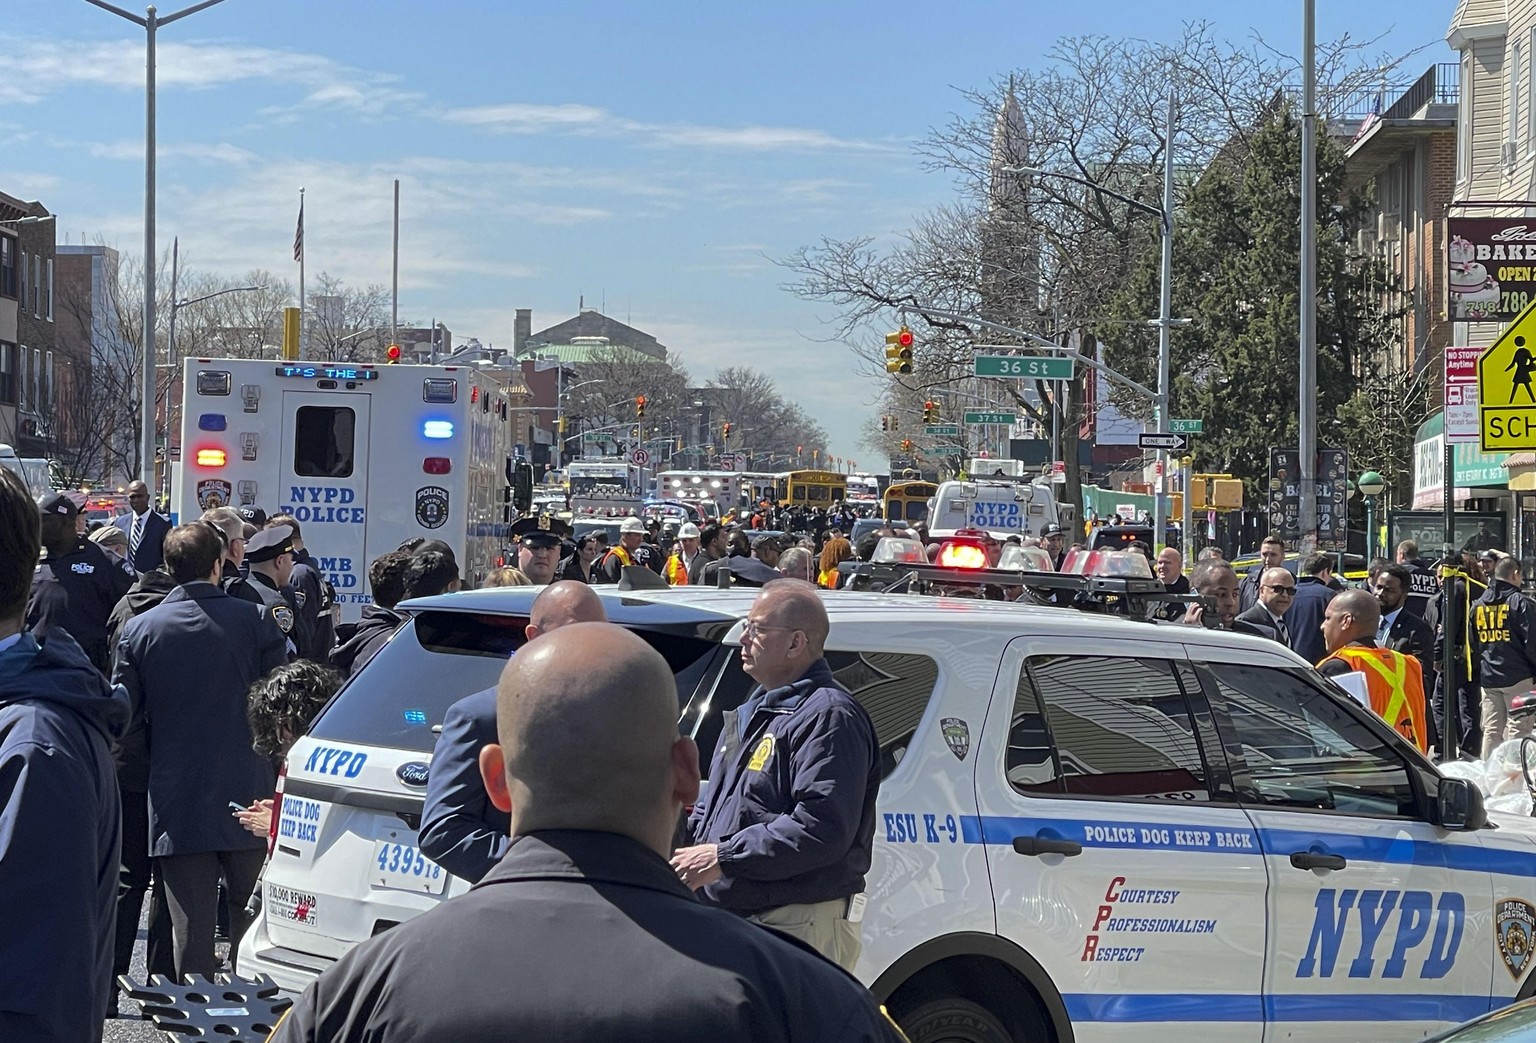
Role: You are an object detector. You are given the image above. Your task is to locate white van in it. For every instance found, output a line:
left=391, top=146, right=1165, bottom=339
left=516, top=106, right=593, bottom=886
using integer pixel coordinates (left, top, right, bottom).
left=927, top=478, right=1063, bottom=540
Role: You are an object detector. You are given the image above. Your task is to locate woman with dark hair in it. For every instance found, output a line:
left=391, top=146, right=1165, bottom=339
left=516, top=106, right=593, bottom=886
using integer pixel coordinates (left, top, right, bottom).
left=558, top=534, right=603, bottom=583
left=234, top=661, right=341, bottom=838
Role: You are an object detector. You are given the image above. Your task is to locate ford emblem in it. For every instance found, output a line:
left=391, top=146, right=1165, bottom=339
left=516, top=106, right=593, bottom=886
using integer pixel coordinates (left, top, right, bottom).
left=396, top=762, right=430, bottom=787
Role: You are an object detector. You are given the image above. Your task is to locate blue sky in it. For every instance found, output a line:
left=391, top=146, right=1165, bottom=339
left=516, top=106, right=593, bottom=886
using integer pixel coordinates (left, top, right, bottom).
left=3, top=1, right=1454, bottom=463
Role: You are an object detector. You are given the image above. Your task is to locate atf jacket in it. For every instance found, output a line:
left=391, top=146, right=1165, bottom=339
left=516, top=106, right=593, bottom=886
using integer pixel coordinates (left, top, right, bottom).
left=113, top=582, right=286, bottom=856
left=1471, top=578, right=1536, bottom=688
left=0, top=629, right=129, bottom=1043
left=328, top=604, right=405, bottom=680
left=418, top=686, right=508, bottom=883
left=268, top=831, right=905, bottom=1043
left=687, top=659, right=879, bottom=915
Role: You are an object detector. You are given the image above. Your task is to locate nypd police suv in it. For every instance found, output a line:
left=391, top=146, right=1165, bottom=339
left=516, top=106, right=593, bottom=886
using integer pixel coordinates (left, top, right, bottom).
left=240, top=586, right=1536, bottom=1042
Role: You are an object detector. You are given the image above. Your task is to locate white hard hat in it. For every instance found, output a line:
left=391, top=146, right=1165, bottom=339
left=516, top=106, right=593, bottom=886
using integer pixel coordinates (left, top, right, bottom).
left=678, top=522, right=702, bottom=539
left=620, top=516, right=647, bottom=535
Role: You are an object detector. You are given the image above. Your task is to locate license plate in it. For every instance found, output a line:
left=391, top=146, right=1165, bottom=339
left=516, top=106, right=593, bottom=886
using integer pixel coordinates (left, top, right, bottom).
left=371, top=839, right=448, bottom=894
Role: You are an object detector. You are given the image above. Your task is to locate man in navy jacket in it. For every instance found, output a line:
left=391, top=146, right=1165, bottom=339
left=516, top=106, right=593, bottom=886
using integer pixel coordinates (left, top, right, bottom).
left=674, top=580, right=879, bottom=971
left=114, top=521, right=286, bottom=980
left=0, top=467, right=129, bottom=1041
left=1286, top=552, right=1338, bottom=666
left=419, top=582, right=606, bottom=882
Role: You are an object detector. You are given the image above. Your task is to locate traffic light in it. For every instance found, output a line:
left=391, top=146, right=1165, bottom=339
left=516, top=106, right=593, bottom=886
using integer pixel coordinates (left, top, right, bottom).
left=922, top=400, right=937, bottom=424
left=880, top=415, right=890, bottom=432
left=900, top=438, right=913, bottom=453
left=635, top=395, right=647, bottom=419
left=386, top=344, right=402, bottom=364
left=884, top=327, right=914, bottom=374
left=722, top=422, right=732, bottom=439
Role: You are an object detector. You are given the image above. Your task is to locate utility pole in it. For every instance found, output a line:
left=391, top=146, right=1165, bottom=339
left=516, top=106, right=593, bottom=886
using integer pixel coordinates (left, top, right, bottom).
left=1298, top=0, right=1319, bottom=544
left=1152, top=89, right=1176, bottom=551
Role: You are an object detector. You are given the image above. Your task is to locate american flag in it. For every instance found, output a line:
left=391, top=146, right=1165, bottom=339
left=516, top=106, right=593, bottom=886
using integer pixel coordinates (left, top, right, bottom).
left=293, top=200, right=304, bottom=262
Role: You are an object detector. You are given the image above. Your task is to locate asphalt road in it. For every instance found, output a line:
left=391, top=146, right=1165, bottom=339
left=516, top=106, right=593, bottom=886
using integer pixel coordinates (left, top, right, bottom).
left=102, top=905, right=231, bottom=1042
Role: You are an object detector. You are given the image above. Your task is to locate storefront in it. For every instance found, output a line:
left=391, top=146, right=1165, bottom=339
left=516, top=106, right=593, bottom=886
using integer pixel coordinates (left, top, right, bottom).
left=1411, top=411, right=1516, bottom=559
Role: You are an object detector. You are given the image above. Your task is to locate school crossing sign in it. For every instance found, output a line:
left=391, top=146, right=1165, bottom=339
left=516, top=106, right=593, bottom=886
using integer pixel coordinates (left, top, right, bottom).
left=1479, top=296, right=1536, bottom=451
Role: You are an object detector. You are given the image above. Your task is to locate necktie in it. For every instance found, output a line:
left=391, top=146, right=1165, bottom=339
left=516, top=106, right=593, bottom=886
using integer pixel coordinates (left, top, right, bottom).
left=1378, top=618, right=1390, bottom=645
left=1278, top=619, right=1289, bottom=646
left=130, top=513, right=145, bottom=561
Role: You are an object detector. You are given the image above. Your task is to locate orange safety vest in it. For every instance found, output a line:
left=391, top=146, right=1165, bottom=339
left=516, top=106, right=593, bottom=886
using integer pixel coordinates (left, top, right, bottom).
left=601, top=545, right=635, bottom=572
left=665, top=552, right=689, bottom=586
left=817, top=567, right=841, bottom=590
left=1318, top=645, right=1429, bottom=752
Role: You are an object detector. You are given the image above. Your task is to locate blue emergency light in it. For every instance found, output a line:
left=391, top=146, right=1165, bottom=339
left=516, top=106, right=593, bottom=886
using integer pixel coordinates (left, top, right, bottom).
left=198, top=413, right=227, bottom=431
left=422, top=420, right=455, bottom=440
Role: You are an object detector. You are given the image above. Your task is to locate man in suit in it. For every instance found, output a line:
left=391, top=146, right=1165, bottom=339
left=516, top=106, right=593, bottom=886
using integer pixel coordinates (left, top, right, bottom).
left=112, top=521, right=287, bottom=980
left=1238, top=535, right=1286, bottom=614
left=1286, top=552, right=1337, bottom=665
left=1375, top=562, right=1437, bottom=693
left=112, top=480, right=170, bottom=574
left=419, top=581, right=607, bottom=883
left=1235, top=566, right=1296, bottom=646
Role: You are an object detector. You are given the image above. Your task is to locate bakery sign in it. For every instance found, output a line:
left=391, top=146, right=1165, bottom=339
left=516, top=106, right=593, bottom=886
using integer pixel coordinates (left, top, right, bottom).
left=1448, top=217, right=1536, bottom=321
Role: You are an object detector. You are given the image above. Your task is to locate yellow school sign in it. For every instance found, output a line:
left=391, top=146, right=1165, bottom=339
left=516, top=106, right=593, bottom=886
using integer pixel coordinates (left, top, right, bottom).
left=1479, top=297, right=1536, bottom=452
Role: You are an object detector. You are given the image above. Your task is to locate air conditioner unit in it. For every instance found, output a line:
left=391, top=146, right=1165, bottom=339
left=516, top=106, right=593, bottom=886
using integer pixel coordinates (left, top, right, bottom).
left=1504, top=140, right=1520, bottom=166
left=1377, top=211, right=1402, bottom=241
left=1356, top=225, right=1379, bottom=255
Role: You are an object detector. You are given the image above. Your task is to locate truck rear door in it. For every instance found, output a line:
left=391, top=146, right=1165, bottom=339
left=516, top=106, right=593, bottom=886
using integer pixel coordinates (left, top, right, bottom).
left=278, top=391, right=371, bottom=607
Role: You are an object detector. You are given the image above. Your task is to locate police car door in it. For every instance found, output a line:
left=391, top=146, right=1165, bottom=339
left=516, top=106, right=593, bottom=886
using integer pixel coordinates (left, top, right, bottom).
left=975, top=636, right=1268, bottom=1040
left=1189, top=651, right=1494, bottom=1041
left=279, top=392, right=369, bottom=609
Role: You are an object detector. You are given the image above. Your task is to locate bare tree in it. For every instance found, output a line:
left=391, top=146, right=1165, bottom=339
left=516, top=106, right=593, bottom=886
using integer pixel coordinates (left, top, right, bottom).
left=306, top=273, right=392, bottom=362
left=780, top=23, right=1418, bottom=503
left=706, top=366, right=829, bottom=468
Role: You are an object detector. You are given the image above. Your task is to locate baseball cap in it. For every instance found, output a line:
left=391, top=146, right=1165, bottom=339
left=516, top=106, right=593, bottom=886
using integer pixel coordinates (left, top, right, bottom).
left=1041, top=523, right=1066, bottom=538
left=37, top=491, right=79, bottom=519
left=237, top=505, right=269, bottom=527
left=620, top=517, right=647, bottom=535
left=678, top=522, right=702, bottom=539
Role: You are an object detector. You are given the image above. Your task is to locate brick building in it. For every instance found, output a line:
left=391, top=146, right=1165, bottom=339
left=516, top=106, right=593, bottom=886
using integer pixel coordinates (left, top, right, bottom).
left=0, top=192, right=56, bottom=458
left=1342, top=63, right=1460, bottom=385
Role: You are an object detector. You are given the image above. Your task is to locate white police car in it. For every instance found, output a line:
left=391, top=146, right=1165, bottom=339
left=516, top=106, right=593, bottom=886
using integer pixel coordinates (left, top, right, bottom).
left=240, top=585, right=1536, bottom=1042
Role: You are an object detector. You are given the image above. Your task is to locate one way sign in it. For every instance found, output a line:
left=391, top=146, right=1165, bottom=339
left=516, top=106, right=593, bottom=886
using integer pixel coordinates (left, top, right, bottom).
left=1138, top=432, right=1189, bottom=452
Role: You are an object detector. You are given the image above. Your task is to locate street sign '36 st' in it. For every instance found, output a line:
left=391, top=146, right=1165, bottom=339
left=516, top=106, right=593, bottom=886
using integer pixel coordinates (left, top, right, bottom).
left=1478, top=297, right=1536, bottom=452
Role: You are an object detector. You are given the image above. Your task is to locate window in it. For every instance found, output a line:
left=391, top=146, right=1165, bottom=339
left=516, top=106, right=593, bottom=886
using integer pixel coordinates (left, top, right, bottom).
left=44, top=259, right=52, bottom=321
left=1529, top=28, right=1536, bottom=153
left=0, top=342, right=14, bottom=403
left=18, top=249, right=26, bottom=310
left=31, top=255, right=40, bottom=318
left=1203, top=663, right=1416, bottom=818
left=42, top=351, right=52, bottom=410
left=1511, top=42, right=1523, bottom=160
left=1460, top=52, right=1474, bottom=181
left=682, top=648, right=940, bottom=781
left=0, top=238, right=14, bottom=299
left=1009, top=654, right=1211, bottom=800
left=293, top=405, right=356, bottom=477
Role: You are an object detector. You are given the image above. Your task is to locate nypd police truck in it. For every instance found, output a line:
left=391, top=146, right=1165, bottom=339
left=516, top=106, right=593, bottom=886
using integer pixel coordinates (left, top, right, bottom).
left=171, top=357, right=515, bottom=618
left=927, top=478, right=1070, bottom=541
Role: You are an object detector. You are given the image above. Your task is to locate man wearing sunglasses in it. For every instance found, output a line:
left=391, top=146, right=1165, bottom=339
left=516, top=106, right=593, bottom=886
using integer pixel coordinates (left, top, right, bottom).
left=1235, top=567, right=1297, bottom=647
left=673, top=581, right=878, bottom=971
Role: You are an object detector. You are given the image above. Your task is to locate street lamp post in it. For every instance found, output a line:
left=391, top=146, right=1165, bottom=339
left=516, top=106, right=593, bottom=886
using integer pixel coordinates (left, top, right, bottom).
left=1357, top=470, right=1386, bottom=563
left=82, top=0, right=230, bottom=483
left=1004, top=90, right=1179, bottom=549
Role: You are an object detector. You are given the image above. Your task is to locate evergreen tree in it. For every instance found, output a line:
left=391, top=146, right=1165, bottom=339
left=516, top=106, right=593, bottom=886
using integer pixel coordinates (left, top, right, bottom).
left=1099, top=109, right=1399, bottom=500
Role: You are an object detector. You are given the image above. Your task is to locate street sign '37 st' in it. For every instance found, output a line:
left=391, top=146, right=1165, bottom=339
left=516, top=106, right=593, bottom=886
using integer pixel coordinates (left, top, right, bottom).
left=1479, top=297, right=1536, bottom=452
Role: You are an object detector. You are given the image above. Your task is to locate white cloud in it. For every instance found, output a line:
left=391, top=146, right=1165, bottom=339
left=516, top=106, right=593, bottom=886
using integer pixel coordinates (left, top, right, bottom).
left=80, top=139, right=258, bottom=165
left=441, top=102, right=613, bottom=132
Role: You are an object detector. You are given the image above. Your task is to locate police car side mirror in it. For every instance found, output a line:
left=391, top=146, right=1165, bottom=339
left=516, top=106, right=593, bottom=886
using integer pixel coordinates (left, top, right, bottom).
left=1435, top=776, right=1487, bottom=831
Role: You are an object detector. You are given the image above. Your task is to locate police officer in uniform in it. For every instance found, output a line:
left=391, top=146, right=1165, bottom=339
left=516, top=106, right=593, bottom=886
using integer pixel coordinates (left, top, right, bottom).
left=27, top=490, right=132, bottom=675
left=266, top=513, right=334, bottom=663
left=511, top=514, right=572, bottom=586
left=1395, top=540, right=1439, bottom=619
left=245, top=525, right=309, bottom=660
left=271, top=622, right=903, bottom=1042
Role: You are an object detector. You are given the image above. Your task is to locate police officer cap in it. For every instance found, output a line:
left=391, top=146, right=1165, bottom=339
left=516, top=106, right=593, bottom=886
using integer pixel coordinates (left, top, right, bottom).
left=37, top=490, right=79, bottom=519
left=1041, top=523, right=1066, bottom=537
left=511, top=513, right=572, bottom=548
left=238, top=505, right=269, bottom=526
left=246, top=524, right=296, bottom=563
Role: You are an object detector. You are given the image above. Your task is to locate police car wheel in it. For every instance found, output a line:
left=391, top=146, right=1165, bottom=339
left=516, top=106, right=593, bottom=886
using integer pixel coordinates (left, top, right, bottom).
left=901, top=997, right=1013, bottom=1043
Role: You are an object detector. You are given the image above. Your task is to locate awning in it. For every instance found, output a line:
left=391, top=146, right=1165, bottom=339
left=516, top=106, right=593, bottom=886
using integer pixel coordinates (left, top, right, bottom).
left=1412, top=411, right=1511, bottom=507
left=1505, top=452, right=1536, bottom=492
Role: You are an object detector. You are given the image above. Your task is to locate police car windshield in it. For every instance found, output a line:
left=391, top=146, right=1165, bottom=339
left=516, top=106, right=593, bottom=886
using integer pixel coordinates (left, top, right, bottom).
left=305, top=610, right=722, bottom=753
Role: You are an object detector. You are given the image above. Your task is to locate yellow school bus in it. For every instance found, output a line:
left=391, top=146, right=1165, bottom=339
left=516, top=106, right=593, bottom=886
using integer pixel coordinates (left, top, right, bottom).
left=883, top=481, right=937, bottom=524
left=773, top=469, right=848, bottom=507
